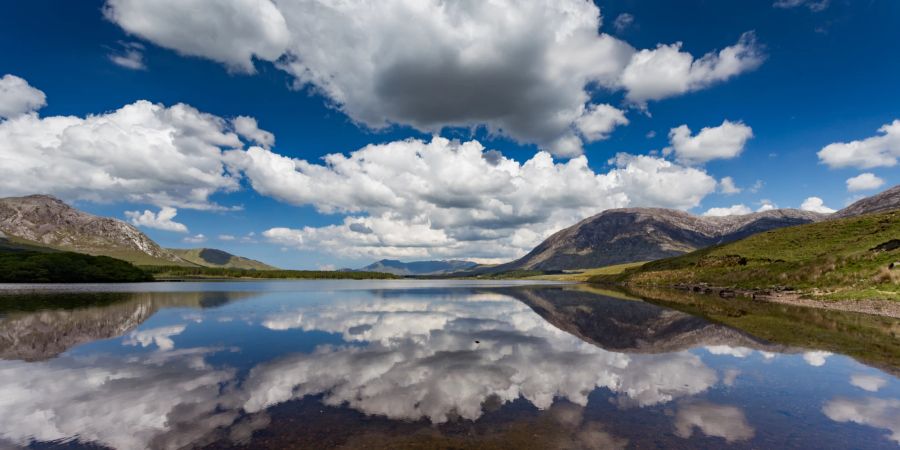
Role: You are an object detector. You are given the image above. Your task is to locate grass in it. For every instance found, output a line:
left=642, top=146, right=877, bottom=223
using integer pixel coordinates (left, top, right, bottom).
left=590, top=210, right=900, bottom=302
left=522, top=262, right=648, bottom=281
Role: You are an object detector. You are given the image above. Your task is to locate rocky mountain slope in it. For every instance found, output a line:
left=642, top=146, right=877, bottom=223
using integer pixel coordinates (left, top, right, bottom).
left=358, top=259, right=478, bottom=275
left=493, top=208, right=825, bottom=271
left=833, top=184, right=900, bottom=218
left=0, top=195, right=187, bottom=265
left=168, top=248, right=278, bottom=270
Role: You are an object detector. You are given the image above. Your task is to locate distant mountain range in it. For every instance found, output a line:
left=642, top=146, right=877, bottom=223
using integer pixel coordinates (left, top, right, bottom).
left=167, top=248, right=277, bottom=271
left=0, top=195, right=277, bottom=269
left=357, top=259, right=479, bottom=275
left=488, top=208, right=826, bottom=272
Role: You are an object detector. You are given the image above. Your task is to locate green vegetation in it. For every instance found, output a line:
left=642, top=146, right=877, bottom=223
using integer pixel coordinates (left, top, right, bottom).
left=590, top=210, right=900, bottom=301
left=522, top=261, right=647, bottom=281
left=625, top=286, right=900, bottom=372
left=142, top=265, right=400, bottom=280
left=0, top=251, right=152, bottom=283
left=167, top=248, right=278, bottom=270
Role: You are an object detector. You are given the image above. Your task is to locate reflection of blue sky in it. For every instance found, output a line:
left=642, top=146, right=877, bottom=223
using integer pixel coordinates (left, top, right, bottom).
left=0, top=284, right=898, bottom=449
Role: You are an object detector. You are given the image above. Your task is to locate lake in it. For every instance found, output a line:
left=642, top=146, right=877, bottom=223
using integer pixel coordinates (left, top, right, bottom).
left=0, top=280, right=898, bottom=449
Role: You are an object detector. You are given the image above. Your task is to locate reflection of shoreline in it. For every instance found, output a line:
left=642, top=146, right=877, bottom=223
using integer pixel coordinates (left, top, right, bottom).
left=0, top=291, right=258, bottom=361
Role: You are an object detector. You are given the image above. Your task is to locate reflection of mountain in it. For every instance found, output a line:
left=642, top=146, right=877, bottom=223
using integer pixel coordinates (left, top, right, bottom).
left=503, top=286, right=778, bottom=354
left=0, top=291, right=257, bottom=361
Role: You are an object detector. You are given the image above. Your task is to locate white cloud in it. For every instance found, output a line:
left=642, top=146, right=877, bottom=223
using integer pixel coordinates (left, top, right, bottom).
left=666, top=120, right=754, bottom=164
left=218, top=234, right=236, bottom=241
left=233, top=115, right=274, bottom=148
left=103, top=0, right=290, bottom=73
left=818, top=120, right=900, bottom=169
left=574, top=104, right=629, bottom=142
left=756, top=201, right=776, bottom=212
left=620, top=32, right=763, bottom=106
left=104, top=1, right=762, bottom=156
left=124, top=325, right=187, bottom=351
left=774, top=0, right=830, bottom=12
left=0, top=86, right=272, bottom=210
left=704, top=345, right=753, bottom=357
left=823, top=397, right=900, bottom=444
left=703, top=204, right=752, bottom=217
left=799, top=197, right=836, bottom=214
left=850, top=375, right=887, bottom=393
left=108, top=41, right=146, bottom=70
left=674, top=402, right=755, bottom=442
left=845, top=173, right=885, bottom=192
left=0, top=74, right=46, bottom=119
left=125, top=206, right=189, bottom=233
left=719, top=176, right=741, bottom=194
left=613, top=13, right=634, bottom=33
left=233, top=137, right=717, bottom=260
left=183, top=233, right=207, bottom=244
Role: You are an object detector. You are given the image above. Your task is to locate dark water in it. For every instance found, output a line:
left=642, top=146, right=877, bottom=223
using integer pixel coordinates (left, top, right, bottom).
left=0, top=280, right=897, bottom=449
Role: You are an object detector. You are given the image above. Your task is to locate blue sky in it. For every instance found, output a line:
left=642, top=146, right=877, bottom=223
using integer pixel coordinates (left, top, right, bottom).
left=1, top=0, right=898, bottom=269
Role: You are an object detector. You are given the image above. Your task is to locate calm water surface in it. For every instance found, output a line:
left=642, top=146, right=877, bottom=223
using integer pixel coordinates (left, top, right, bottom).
left=0, top=280, right=897, bottom=449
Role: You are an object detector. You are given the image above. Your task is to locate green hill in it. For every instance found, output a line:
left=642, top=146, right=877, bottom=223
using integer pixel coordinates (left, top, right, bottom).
left=166, top=248, right=278, bottom=270
left=590, top=210, right=900, bottom=302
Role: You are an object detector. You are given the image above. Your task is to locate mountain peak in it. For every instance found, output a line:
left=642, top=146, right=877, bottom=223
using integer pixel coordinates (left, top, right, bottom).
left=834, top=184, right=900, bottom=219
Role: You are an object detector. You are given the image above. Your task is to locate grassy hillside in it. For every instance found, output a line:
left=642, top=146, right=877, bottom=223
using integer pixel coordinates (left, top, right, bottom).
left=0, top=251, right=152, bottom=283
left=590, top=210, right=900, bottom=301
left=142, top=265, right=400, bottom=280
left=167, top=248, right=277, bottom=270
left=522, top=262, right=647, bottom=281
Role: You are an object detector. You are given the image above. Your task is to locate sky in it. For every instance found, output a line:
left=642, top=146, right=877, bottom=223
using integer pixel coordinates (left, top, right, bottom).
left=0, top=0, right=898, bottom=269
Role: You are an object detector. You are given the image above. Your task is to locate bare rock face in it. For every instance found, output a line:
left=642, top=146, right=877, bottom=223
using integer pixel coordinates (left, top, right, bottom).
left=833, top=184, right=900, bottom=219
left=494, top=208, right=825, bottom=271
left=0, top=194, right=182, bottom=263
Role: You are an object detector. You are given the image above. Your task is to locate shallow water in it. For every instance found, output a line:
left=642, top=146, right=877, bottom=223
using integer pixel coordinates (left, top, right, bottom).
left=0, top=280, right=897, bottom=449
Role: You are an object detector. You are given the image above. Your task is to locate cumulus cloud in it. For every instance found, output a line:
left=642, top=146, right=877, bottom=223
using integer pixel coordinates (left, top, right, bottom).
left=103, top=0, right=290, bottom=73
left=773, top=0, right=830, bottom=12
left=666, top=120, right=754, bottom=164
left=234, top=137, right=717, bottom=260
left=674, top=401, right=755, bottom=442
left=757, top=201, right=776, bottom=212
left=124, top=324, right=187, bottom=350
left=0, top=74, right=46, bottom=119
left=574, top=103, right=629, bottom=143
left=0, top=88, right=275, bottom=209
left=233, top=115, right=274, bottom=148
left=823, top=397, right=900, bottom=444
left=818, top=120, right=900, bottom=169
left=620, top=32, right=763, bottom=106
left=802, top=350, right=833, bottom=366
left=218, top=234, right=236, bottom=241
left=104, top=1, right=761, bottom=156
left=799, top=197, right=836, bottom=214
left=719, top=176, right=741, bottom=194
left=845, top=173, right=885, bottom=192
left=703, top=204, right=753, bottom=217
left=125, top=207, right=189, bottom=233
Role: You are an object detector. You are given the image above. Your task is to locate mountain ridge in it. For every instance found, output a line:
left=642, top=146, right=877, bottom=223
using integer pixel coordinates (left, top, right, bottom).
left=358, top=259, right=479, bottom=275
left=167, top=247, right=278, bottom=270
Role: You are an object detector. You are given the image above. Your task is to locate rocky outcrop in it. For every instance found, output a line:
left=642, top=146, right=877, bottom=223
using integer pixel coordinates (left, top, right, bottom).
left=0, top=194, right=183, bottom=264
left=833, top=184, right=900, bottom=218
left=492, top=208, right=824, bottom=271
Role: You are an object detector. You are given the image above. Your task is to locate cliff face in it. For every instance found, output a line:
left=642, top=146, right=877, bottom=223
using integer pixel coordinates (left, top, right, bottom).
left=495, top=208, right=825, bottom=271
left=0, top=194, right=183, bottom=264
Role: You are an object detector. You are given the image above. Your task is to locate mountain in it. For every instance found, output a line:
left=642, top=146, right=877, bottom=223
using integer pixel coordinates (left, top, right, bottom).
left=359, top=259, right=479, bottom=275
left=593, top=207, right=900, bottom=305
left=167, top=248, right=278, bottom=270
left=0, top=195, right=188, bottom=265
left=491, top=208, right=825, bottom=272
left=833, top=184, right=900, bottom=219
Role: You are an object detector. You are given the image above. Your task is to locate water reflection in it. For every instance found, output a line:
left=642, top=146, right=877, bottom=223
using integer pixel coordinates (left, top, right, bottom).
left=0, top=281, right=897, bottom=449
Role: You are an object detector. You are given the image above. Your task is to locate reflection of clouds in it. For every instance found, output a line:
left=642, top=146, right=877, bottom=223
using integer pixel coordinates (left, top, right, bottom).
left=124, top=324, right=187, bottom=351
left=0, top=350, right=246, bottom=450
left=246, top=294, right=717, bottom=422
left=704, top=345, right=753, bottom=358
left=674, top=401, right=755, bottom=442
left=850, top=374, right=888, bottom=392
left=803, top=351, right=832, bottom=367
left=823, top=397, right=900, bottom=444
left=722, top=369, right=741, bottom=387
